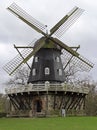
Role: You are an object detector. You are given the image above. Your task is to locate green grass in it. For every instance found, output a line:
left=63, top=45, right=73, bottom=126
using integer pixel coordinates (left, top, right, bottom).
left=0, top=117, right=97, bottom=130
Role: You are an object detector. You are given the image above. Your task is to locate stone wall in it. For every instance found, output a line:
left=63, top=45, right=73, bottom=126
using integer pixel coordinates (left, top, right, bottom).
left=8, top=92, right=86, bottom=117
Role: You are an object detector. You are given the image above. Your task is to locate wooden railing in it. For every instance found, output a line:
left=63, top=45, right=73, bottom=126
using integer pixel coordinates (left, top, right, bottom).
left=5, top=83, right=89, bottom=94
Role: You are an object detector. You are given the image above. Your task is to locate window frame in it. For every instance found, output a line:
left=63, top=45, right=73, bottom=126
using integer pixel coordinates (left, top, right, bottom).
left=32, top=68, right=36, bottom=76
left=35, top=57, right=38, bottom=62
left=58, top=69, right=62, bottom=76
left=45, top=67, right=50, bottom=75
left=56, top=56, right=60, bottom=62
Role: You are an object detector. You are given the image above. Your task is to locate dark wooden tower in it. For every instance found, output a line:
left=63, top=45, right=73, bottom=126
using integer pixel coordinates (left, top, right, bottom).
left=28, top=37, right=65, bottom=84
left=4, top=3, right=94, bottom=117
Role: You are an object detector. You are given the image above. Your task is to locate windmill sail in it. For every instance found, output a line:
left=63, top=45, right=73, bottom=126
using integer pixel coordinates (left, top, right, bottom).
left=3, top=37, right=46, bottom=75
left=4, top=3, right=93, bottom=76
left=61, top=49, right=94, bottom=72
left=50, top=6, right=84, bottom=38
left=51, top=37, right=94, bottom=70
left=7, top=3, right=46, bottom=36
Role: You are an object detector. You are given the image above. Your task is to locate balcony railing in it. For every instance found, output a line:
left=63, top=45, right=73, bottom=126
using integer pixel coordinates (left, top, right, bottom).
left=5, top=82, right=89, bottom=94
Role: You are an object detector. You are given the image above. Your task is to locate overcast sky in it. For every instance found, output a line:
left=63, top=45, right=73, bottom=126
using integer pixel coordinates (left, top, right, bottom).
left=0, top=0, right=97, bottom=93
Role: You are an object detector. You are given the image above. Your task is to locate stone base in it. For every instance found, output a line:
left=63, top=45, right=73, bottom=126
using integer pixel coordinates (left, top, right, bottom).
left=8, top=91, right=86, bottom=117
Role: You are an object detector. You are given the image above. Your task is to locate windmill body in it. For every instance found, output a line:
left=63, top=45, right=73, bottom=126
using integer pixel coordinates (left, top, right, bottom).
left=28, top=37, right=65, bottom=84
left=4, top=3, right=94, bottom=117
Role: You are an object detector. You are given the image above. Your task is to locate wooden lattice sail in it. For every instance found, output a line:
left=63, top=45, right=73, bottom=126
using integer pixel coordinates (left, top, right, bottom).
left=4, top=3, right=93, bottom=78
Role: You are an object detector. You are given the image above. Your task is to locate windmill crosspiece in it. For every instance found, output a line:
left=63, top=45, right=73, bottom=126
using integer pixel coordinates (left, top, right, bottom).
left=4, top=3, right=93, bottom=82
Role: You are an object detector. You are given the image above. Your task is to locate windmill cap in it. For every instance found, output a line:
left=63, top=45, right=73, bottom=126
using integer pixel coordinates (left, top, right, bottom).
left=34, top=37, right=62, bottom=50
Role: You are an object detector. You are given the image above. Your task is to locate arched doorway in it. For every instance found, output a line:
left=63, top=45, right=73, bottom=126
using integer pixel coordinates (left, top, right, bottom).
left=34, top=99, right=42, bottom=112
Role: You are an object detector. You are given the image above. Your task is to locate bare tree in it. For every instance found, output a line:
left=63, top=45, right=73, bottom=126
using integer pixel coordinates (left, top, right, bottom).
left=85, top=81, right=97, bottom=116
left=7, top=66, right=30, bottom=85
left=0, top=93, right=7, bottom=112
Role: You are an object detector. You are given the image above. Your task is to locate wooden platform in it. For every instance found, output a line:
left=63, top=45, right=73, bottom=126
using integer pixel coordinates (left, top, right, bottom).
left=5, top=83, right=89, bottom=117
left=5, top=83, right=89, bottom=94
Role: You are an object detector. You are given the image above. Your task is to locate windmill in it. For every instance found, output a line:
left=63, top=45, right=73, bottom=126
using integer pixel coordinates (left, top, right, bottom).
left=4, top=3, right=93, bottom=117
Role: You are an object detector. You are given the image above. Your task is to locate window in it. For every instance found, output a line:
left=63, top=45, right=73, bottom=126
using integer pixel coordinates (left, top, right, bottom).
left=45, top=67, right=50, bottom=75
left=57, top=45, right=61, bottom=50
left=56, top=57, right=60, bottom=62
left=32, top=68, right=36, bottom=76
left=59, top=69, right=62, bottom=76
left=35, top=57, right=38, bottom=62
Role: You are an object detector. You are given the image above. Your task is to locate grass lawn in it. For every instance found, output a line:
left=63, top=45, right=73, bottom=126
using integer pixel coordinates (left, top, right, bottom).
left=0, top=117, right=97, bottom=130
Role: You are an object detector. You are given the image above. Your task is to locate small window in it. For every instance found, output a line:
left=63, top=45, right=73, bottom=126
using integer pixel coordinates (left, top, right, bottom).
left=56, top=57, right=60, bottom=62
left=32, top=68, right=36, bottom=76
left=35, top=57, right=38, bottom=62
left=59, top=69, right=62, bottom=76
left=45, top=67, right=50, bottom=75
left=57, top=45, right=61, bottom=50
